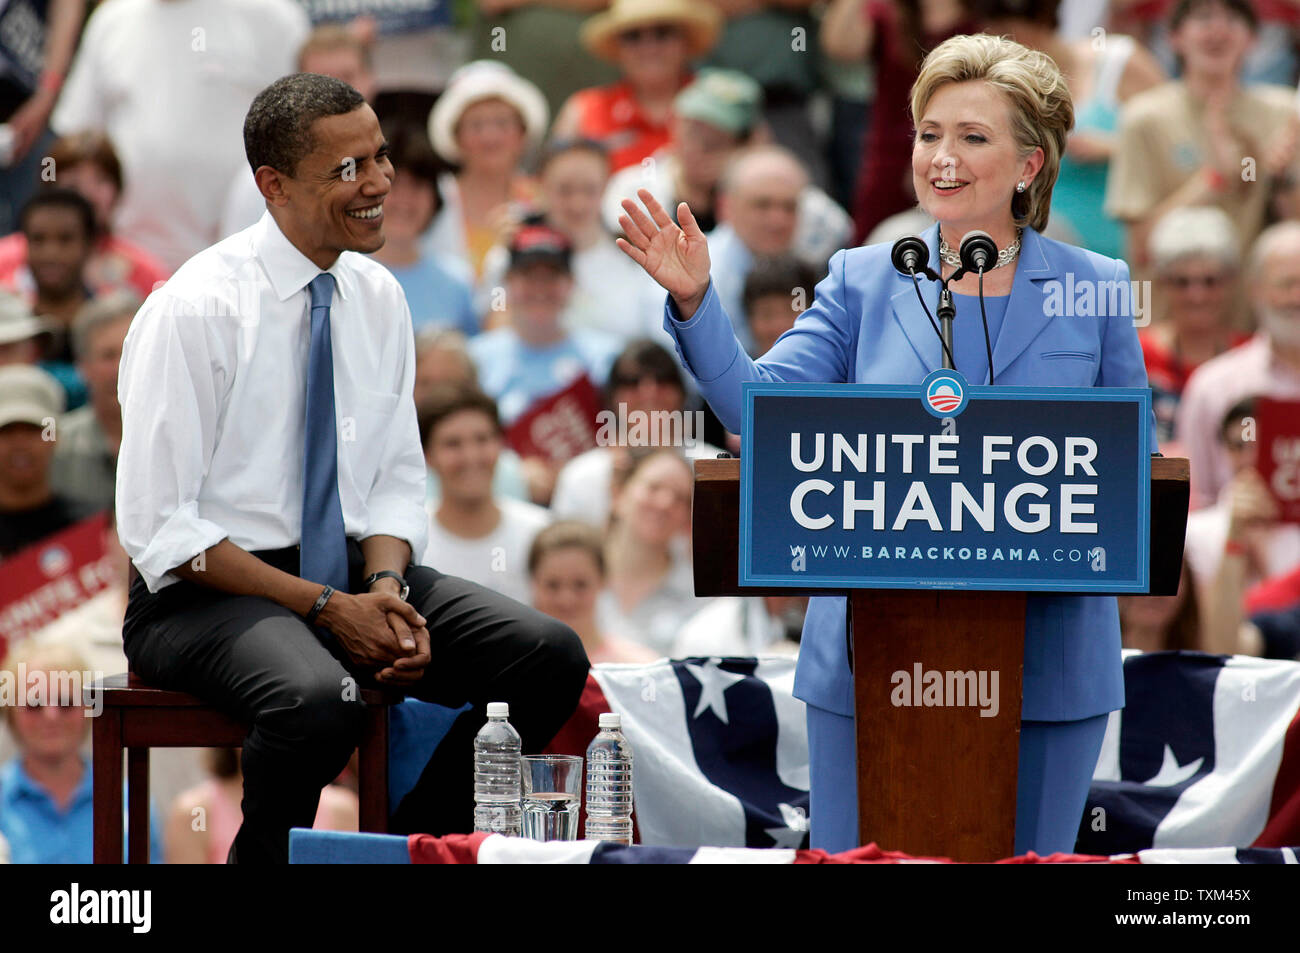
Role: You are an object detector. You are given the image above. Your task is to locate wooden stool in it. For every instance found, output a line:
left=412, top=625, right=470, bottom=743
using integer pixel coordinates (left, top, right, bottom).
left=89, top=672, right=398, bottom=864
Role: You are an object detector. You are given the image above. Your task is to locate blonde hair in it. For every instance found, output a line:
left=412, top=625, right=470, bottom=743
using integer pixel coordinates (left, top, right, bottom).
left=910, top=34, right=1073, bottom=233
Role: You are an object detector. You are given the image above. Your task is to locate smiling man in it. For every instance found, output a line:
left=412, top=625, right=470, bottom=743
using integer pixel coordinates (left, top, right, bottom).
left=114, top=73, right=588, bottom=864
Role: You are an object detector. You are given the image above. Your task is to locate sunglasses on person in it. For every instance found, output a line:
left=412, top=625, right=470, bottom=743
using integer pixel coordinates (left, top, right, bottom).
left=1165, top=273, right=1227, bottom=289
left=619, top=24, right=681, bottom=45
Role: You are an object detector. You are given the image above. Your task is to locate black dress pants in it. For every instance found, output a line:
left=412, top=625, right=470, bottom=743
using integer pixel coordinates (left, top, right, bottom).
left=122, top=540, right=590, bottom=864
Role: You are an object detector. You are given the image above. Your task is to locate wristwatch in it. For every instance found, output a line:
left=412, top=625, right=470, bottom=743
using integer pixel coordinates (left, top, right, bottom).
left=364, top=570, right=409, bottom=601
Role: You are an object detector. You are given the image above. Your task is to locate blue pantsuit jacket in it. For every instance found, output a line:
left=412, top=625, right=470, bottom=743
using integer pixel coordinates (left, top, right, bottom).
left=662, top=223, right=1155, bottom=722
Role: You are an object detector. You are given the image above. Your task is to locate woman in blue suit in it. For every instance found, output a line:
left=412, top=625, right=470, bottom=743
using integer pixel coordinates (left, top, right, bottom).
left=615, top=33, right=1154, bottom=855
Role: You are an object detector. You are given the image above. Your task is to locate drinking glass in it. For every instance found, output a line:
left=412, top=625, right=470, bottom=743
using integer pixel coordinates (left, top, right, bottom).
left=521, top=754, right=583, bottom=841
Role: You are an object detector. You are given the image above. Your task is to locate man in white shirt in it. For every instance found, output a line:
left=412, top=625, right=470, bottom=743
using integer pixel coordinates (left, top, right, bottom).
left=114, top=74, right=588, bottom=864
left=219, top=23, right=381, bottom=240
left=50, top=0, right=310, bottom=271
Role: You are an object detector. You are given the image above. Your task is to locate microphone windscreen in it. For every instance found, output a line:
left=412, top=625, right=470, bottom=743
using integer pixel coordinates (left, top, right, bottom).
left=891, top=236, right=929, bottom=274
left=959, top=230, right=997, bottom=272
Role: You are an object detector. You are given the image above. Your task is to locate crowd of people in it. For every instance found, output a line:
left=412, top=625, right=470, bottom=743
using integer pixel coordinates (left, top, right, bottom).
left=0, top=0, right=1297, bottom=862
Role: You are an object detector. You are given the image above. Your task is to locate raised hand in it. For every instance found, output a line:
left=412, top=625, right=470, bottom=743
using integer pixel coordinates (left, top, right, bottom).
left=616, top=188, right=712, bottom=319
left=1226, top=467, right=1280, bottom=553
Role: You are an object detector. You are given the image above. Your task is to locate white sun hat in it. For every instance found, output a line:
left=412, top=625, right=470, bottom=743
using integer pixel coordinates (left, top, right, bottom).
left=427, top=60, right=549, bottom=165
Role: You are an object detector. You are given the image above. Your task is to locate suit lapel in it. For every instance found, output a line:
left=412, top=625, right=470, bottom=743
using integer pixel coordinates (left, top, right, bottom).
left=990, top=226, right=1060, bottom=381
left=884, top=224, right=1062, bottom=381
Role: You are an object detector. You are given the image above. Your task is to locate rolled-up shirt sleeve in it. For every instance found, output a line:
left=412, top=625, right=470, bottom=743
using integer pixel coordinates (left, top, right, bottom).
left=363, top=296, right=429, bottom=562
left=115, top=294, right=230, bottom=591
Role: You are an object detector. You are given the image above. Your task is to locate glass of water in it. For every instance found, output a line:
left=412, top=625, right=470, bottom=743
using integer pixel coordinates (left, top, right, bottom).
left=521, top=755, right=583, bottom=841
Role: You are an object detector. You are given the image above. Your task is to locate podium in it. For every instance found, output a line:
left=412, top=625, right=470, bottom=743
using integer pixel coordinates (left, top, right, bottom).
left=692, top=455, right=1188, bottom=861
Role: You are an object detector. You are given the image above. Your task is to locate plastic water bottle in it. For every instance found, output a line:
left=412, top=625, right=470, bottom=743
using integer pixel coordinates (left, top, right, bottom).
left=585, top=712, right=634, bottom=845
left=473, top=702, right=521, bottom=836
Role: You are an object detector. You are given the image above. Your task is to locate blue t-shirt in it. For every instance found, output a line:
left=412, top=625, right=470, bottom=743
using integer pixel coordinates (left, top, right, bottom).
left=949, top=292, right=1010, bottom=385
left=1054, top=98, right=1125, bottom=261
left=1, top=756, right=163, bottom=863
left=382, top=257, right=478, bottom=338
left=468, top=327, right=619, bottom=424
left=38, top=360, right=87, bottom=412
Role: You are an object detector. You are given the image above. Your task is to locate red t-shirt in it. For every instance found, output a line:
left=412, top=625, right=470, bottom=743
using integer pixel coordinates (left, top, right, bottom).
left=1124, top=0, right=1300, bottom=24
left=0, top=231, right=168, bottom=299
left=1139, top=328, right=1251, bottom=442
left=568, top=78, right=686, bottom=174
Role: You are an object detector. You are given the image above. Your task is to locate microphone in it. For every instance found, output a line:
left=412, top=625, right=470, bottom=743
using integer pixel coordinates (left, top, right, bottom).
left=957, top=230, right=998, bottom=385
left=892, top=235, right=954, bottom=369
left=959, top=230, right=998, bottom=273
left=890, top=236, right=931, bottom=277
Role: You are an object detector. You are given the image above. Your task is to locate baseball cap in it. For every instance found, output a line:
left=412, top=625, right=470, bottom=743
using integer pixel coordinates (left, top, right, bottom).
left=508, top=223, right=572, bottom=272
left=0, top=364, right=64, bottom=429
left=674, top=69, right=763, bottom=138
left=0, top=292, right=51, bottom=347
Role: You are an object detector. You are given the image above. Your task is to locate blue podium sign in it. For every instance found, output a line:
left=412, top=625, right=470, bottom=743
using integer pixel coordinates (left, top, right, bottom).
left=738, top=372, right=1151, bottom=592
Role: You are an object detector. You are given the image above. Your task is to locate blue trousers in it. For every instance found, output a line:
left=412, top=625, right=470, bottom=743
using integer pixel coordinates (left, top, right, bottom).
left=806, top=702, right=1109, bottom=856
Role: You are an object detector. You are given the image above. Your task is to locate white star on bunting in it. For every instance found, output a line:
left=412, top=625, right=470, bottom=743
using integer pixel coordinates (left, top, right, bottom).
left=765, top=803, right=809, bottom=848
left=685, top=658, right=747, bottom=724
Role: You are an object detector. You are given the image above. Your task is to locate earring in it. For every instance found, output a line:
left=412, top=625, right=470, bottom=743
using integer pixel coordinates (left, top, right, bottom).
left=1016, top=181, right=1026, bottom=193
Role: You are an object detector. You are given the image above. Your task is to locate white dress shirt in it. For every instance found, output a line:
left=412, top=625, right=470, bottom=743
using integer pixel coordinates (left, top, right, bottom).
left=51, top=0, right=309, bottom=271
left=116, top=212, right=429, bottom=592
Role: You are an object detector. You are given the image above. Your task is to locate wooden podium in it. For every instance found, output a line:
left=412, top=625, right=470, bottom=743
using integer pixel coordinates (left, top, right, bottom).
left=692, top=455, right=1188, bottom=861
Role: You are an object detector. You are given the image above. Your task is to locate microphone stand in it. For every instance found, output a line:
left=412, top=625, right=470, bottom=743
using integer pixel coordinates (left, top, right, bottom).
left=892, top=232, right=996, bottom=376
left=936, top=286, right=956, bottom=371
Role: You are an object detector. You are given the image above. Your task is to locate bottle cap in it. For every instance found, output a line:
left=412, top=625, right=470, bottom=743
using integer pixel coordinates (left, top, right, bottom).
left=598, top=712, right=621, bottom=729
left=487, top=702, right=509, bottom=717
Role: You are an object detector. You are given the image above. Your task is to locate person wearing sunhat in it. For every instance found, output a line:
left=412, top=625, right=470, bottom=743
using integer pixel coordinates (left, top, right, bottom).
left=467, top=2, right=619, bottom=120
left=0, top=291, right=51, bottom=368
left=0, top=364, right=95, bottom=559
left=0, top=288, right=86, bottom=411
left=551, top=0, right=722, bottom=174
left=425, top=61, right=549, bottom=298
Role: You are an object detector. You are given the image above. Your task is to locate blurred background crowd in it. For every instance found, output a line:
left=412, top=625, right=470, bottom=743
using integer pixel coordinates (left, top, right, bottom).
left=0, top=0, right=1298, bottom=863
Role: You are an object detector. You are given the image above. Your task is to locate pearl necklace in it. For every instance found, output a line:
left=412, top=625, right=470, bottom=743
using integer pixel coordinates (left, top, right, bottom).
left=939, top=229, right=1022, bottom=270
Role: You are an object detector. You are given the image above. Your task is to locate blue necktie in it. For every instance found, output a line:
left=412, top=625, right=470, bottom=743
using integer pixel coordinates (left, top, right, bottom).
left=300, top=273, right=349, bottom=593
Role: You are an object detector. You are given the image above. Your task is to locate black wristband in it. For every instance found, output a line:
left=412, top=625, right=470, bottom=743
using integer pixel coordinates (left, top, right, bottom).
left=364, top=570, right=409, bottom=601
left=305, top=585, right=334, bottom=625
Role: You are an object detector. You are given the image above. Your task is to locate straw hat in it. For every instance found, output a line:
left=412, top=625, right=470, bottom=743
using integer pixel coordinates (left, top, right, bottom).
left=427, top=61, right=549, bottom=165
left=580, top=0, right=722, bottom=62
